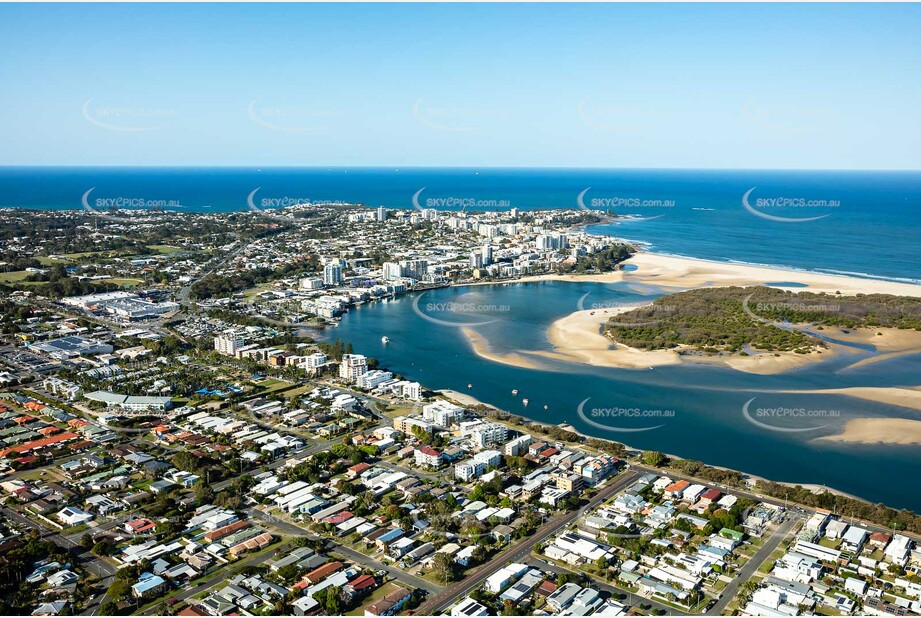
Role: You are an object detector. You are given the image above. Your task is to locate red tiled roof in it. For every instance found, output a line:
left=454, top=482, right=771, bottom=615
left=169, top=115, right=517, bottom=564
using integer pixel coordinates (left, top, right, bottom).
left=303, top=561, right=343, bottom=584
left=0, top=431, right=80, bottom=457
left=870, top=531, right=892, bottom=543
left=347, top=574, right=376, bottom=592
left=204, top=520, right=250, bottom=542
left=665, top=480, right=690, bottom=493
left=128, top=518, right=157, bottom=534
left=325, top=511, right=353, bottom=525
left=537, top=580, right=558, bottom=596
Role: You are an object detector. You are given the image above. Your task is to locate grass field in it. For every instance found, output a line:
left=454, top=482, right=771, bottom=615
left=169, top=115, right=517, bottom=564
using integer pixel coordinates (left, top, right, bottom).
left=0, top=270, right=31, bottom=282
left=150, top=245, right=184, bottom=254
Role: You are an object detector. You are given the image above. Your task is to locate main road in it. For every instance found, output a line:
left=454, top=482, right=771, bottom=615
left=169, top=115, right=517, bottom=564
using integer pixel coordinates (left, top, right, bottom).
left=245, top=507, right=440, bottom=595
left=2, top=506, right=116, bottom=615
left=708, top=512, right=802, bottom=615
left=414, top=469, right=642, bottom=615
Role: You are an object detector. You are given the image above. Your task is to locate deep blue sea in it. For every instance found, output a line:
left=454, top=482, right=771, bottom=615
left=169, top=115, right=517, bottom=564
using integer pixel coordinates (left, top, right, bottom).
left=1, top=167, right=919, bottom=283
left=3, top=167, right=921, bottom=510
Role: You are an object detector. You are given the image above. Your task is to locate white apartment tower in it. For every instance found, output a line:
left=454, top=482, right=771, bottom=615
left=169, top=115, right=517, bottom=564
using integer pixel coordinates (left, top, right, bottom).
left=323, top=262, right=343, bottom=286
left=338, top=354, right=368, bottom=382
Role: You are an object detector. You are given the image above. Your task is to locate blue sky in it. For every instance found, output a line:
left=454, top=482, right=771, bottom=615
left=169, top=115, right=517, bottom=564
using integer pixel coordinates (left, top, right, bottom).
left=0, top=3, right=919, bottom=169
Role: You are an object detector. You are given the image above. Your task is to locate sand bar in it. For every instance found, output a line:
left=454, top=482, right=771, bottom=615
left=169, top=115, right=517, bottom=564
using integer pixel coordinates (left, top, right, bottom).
left=781, top=386, right=921, bottom=412
left=465, top=251, right=921, bottom=298
left=818, top=417, right=921, bottom=446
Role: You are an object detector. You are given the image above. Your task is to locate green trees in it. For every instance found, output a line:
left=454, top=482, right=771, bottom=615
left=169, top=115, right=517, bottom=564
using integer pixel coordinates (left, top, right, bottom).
left=312, top=586, right=342, bottom=615
left=432, top=552, right=458, bottom=584
left=643, top=451, right=668, bottom=467
left=605, top=286, right=921, bottom=353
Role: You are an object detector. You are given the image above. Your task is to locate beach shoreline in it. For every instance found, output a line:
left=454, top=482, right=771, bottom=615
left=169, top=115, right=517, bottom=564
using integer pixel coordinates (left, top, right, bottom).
left=456, top=250, right=921, bottom=375
left=436, top=390, right=865, bottom=504
left=459, top=250, right=921, bottom=298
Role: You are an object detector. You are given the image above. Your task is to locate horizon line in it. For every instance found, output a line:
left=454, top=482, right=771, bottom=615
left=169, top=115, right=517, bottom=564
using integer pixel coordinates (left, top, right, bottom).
left=1, top=164, right=920, bottom=173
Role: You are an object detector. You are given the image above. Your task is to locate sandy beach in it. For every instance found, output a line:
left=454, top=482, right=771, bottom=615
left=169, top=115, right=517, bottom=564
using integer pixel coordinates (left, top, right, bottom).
left=437, top=388, right=492, bottom=409
left=460, top=251, right=921, bottom=375
left=467, top=251, right=921, bottom=298
left=461, top=327, right=546, bottom=370
left=819, top=418, right=921, bottom=446
left=531, top=305, right=684, bottom=370
left=781, top=386, right=921, bottom=412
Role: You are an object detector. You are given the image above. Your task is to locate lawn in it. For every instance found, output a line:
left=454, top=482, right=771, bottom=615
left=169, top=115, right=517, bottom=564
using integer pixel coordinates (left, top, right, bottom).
left=280, top=384, right=314, bottom=399
left=108, top=278, right=146, bottom=287
left=36, top=256, right=69, bottom=265
left=150, top=245, right=184, bottom=254
left=346, top=583, right=404, bottom=616
left=0, top=270, right=31, bottom=282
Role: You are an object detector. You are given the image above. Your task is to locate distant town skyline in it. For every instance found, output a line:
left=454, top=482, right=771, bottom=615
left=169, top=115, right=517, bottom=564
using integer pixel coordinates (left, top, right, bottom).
left=1, top=3, right=919, bottom=169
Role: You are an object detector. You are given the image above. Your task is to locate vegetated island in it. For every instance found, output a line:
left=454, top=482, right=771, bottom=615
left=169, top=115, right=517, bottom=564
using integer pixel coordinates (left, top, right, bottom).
left=605, top=285, right=921, bottom=356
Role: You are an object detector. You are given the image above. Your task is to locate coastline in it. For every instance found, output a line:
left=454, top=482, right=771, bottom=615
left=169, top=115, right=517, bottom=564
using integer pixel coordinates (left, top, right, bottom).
left=461, top=250, right=921, bottom=298
left=457, top=250, right=921, bottom=375
left=435, top=389, right=865, bottom=505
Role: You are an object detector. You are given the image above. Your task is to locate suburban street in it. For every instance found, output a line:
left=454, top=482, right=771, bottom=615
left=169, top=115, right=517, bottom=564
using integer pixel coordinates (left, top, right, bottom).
left=245, top=507, right=441, bottom=595
left=524, top=555, right=686, bottom=616
left=709, top=512, right=802, bottom=614
left=415, top=469, right=642, bottom=615
left=2, top=506, right=117, bottom=615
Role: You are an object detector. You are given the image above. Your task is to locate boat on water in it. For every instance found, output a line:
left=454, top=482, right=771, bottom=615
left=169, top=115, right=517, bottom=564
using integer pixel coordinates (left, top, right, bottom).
left=543, top=405, right=549, bottom=410
left=467, top=383, right=473, bottom=389
left=522, top=398, right=529, bottom=405
left=381, top=336, right=390, bottom=344
left=511, top=389, right=518, bottom=395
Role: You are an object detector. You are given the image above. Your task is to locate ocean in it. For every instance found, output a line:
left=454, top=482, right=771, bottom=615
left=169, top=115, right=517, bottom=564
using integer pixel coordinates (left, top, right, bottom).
left=330, top=281, right=921, bottom=512
left=3, top=166, right=920, bottom=509
left=1, top=166, right=919, bottom=282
